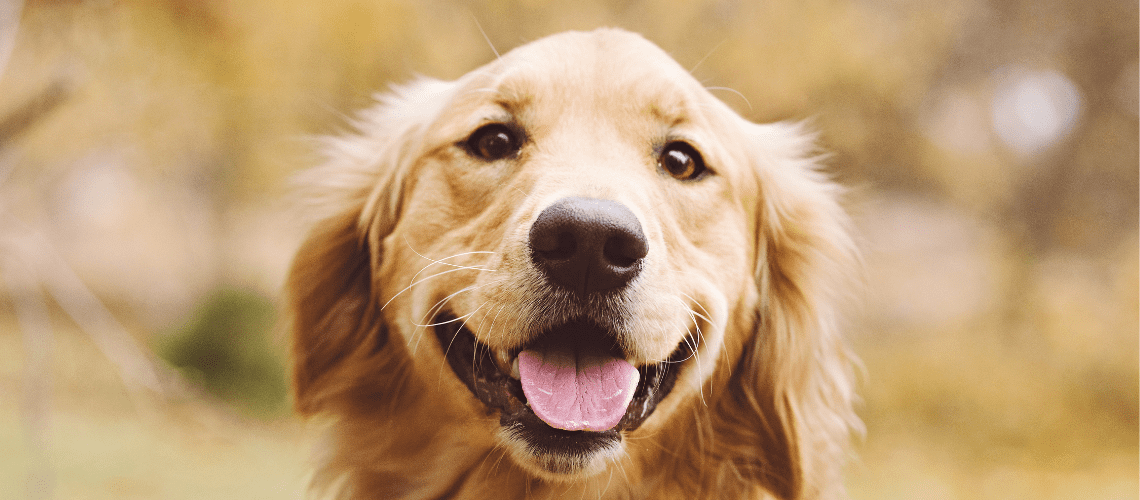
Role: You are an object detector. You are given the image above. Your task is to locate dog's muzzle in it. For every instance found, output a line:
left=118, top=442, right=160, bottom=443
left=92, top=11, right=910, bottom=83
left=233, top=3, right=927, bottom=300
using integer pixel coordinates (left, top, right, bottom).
left=429, top=197, right=691, bottom=469
left=432, top=313, right=687, bottom=466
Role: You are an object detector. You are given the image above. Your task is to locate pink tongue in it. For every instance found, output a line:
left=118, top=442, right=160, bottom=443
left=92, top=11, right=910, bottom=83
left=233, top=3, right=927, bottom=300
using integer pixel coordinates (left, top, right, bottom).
left=517, top=346, right=639, bottom=432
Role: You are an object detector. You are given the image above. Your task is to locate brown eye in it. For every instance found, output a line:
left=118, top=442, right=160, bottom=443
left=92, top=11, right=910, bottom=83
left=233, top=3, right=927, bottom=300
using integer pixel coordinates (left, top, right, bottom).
left=466, top=124, right=521, bottom=161
left=659, top=141, right=707, bottom=180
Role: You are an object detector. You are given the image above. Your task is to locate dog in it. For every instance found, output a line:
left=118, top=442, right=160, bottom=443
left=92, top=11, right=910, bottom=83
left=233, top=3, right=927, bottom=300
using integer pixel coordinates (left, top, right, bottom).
left=286, top=28, right=859, bottom=499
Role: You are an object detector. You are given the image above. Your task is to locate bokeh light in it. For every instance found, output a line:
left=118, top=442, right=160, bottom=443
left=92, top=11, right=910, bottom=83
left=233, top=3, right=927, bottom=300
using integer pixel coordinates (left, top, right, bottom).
left=992, top=67, right=1083, bottom=156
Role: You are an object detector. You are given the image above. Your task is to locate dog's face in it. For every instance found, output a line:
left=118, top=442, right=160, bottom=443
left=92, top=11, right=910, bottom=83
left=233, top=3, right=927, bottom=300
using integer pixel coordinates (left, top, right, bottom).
left=289, top=29, right=856, bottom=498
left=384, top=31, right=759, bottom=477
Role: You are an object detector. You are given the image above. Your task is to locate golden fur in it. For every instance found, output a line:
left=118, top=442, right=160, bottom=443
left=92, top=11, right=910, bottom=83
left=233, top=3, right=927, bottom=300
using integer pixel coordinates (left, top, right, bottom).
left=286, top=29, right=859, bottom=499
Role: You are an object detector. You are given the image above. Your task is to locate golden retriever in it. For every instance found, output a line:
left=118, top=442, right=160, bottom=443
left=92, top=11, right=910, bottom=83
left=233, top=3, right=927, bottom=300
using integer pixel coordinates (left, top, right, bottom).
left=286, top=28, right=859, bottom=499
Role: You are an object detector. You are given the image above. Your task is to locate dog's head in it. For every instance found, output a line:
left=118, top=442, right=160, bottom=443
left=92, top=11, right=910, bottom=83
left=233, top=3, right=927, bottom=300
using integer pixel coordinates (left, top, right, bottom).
left=287, top=29, right=857, bottom=498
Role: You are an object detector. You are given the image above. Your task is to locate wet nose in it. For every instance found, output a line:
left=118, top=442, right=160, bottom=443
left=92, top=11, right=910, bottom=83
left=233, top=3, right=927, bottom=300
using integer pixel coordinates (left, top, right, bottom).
left=528, top=197, right=648, bottom=295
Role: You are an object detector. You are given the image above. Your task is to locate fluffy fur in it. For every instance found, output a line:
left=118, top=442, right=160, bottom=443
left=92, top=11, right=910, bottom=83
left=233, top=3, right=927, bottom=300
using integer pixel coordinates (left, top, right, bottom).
left=286, top=29, right=859, bottom=499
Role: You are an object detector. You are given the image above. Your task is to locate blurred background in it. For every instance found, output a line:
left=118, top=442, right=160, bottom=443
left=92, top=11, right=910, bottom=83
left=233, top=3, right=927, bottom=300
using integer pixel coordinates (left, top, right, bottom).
left=0, top=0, right=1135, bottom=498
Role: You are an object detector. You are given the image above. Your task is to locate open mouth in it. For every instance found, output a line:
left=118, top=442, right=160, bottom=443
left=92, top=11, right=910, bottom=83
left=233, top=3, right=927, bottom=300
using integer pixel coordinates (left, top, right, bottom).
left=433, top=311, right=687, bottom=459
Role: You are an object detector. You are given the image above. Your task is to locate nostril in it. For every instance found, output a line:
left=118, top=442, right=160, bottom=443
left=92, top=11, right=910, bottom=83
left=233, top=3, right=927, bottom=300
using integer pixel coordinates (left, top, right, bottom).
left=529, top=196, right=648, bottom=295
left=533, top=231, right=576, bottom=260
left=603, top=233, right=647, bottom=268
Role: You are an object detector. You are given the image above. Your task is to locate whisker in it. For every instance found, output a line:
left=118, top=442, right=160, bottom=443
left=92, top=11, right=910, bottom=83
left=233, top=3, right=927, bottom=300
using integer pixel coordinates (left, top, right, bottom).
left=409, top=278, right=507, bottom=354
left=474, top=444, right=500, bottom=481
left=599, top=466, right=614, bottom=500
left=679, top=314, right=707, bottom=407
left=478, top=439, right=509, bottom=486
left=437, top=302, right=488, bottom=388
left=466, top=311, right=487, bottom=376
left=661, top=306, right=701, bottom=366
left=382, top=265, right=490, bottom=312
left=662, top=341, right=699, bottom=364
left=414, top=303, right=480, bottom=356
left=679, top=291, right=732, bottom=371
left=414, top=303, right=480, bottom=329
left=404, top=238, right=497, bottom=274
left=614, top=458, right=631, bottom=495
left=491, top=441, right=513, bottom=480
left=688, top=309, right=708, bottom=407
left=704, top=86, right=753, bottom=112
left=470, top=13, right=501, bottom=59
left=417, top=249, right=498, bottom=271
left=689, top=38, right=727, bottom=74
left=678, top=292, right=715, bottom=325
left=382, top=243, right=496, bottom=321
left=413, top=277, right=506, bottom=328
left=480, top=304, right=508, bottom=354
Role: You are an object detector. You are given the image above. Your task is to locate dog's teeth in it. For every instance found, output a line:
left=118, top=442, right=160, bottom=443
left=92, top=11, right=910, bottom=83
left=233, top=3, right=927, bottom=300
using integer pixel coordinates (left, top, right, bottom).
left=495, top=350, right=511, bottom=371
left=510, top=357, right=520, bottom=380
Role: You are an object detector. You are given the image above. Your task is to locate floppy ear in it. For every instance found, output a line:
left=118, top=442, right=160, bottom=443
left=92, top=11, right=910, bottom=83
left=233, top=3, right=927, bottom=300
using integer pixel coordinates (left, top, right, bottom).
left=287, top=210, right=379, bottom=415
left=286, top=78, right=455, bottom=415
left=718, top=122, right=859, bottom=499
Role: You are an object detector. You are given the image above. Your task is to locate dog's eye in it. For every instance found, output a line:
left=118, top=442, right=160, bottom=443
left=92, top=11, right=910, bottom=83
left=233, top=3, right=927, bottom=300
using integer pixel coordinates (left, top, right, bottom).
left=659, top=141, right=707, bottom=181
left=466, top=124, right=521, bottom=161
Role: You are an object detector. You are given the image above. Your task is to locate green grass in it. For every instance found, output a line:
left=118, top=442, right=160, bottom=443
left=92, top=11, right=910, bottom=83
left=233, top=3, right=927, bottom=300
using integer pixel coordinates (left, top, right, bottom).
left=156, top=289, right=288, bottom=419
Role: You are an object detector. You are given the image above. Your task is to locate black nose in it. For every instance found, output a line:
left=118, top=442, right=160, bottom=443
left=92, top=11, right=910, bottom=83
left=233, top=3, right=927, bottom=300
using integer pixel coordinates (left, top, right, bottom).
left=529, top=197, right=648, bottom=295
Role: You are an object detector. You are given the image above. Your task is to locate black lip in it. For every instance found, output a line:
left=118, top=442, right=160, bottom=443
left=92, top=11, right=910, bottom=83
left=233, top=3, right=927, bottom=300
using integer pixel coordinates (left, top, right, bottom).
left=433, top=311, right=686, bottom=456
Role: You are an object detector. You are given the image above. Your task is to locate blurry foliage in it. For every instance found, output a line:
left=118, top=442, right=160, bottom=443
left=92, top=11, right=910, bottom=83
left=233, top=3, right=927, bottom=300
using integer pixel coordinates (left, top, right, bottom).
left=156, top=289, right=287, bottom=419
left=0, top=0, right=1136, bottom=497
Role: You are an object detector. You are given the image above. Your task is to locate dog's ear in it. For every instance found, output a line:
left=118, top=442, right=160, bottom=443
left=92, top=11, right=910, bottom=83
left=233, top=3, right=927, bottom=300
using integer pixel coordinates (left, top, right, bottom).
left=286, top=78, right=455, bottom=415
left=287, top=210, right=379, bottom=415
left=719, top=122, right=859, bottom=499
